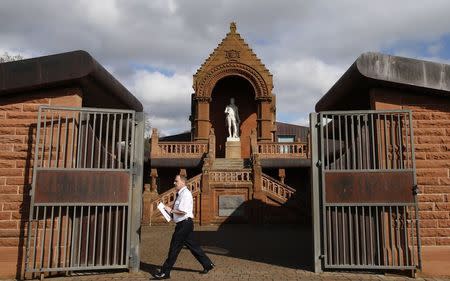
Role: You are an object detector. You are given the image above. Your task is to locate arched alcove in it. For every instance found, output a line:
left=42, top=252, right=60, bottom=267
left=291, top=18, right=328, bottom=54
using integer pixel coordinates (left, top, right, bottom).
left=210, top=75, right=257, bottom=158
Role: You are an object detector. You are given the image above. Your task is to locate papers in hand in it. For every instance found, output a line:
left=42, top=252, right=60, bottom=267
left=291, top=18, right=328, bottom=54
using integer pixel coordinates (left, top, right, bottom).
left=157, top=202, right=172, bottom=222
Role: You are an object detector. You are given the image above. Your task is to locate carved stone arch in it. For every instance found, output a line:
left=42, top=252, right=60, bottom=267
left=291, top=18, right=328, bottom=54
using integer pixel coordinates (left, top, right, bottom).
left=196, top=62, right=271, bottom=101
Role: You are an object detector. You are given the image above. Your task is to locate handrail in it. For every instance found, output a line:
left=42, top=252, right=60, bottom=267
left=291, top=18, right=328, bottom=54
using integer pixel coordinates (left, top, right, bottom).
left=261, top=173, right=296, bottom=201
left=257, top=141, right=308, bottom=158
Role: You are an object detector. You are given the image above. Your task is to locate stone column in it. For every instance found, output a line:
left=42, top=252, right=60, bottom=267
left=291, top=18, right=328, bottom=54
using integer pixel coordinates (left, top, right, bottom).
left=150, top=168, right=158, bottom=192
left=200, top=157, right=212, bottom=225
left=195, top=97, right=211, bottom=141
left=278, top=168, right=285, bottom=184
left=150, top=128, right=160, bottom=158
left=208, top=128, right=216, bottom=161
left=251, top=154, right=264, bottom=223
left=142, top=169, right=159, bottom=225
left=257, top=98, right=273, bottom=142
left=250, top=128, right=258, bottom=154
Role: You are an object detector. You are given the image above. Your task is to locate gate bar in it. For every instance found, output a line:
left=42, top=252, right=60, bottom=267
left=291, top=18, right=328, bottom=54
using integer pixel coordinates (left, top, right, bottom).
left=313, top=110, right=421, bottom=272
left=310, top=113, right=322, bottom=273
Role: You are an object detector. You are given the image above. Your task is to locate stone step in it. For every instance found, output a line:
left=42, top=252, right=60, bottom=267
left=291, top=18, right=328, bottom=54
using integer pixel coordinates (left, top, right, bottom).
left=211, top=158, right=251, bottom=170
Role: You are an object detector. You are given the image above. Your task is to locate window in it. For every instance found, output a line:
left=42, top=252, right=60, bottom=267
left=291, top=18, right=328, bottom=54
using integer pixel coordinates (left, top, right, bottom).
left=277, top=135, right=295, bottom=153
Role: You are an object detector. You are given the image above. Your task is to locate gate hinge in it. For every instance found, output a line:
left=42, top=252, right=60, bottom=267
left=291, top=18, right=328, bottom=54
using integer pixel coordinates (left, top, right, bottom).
left=316, top=160, right=322, bottom=167
left=319, top=254, right=326, bottom=259
left=412, top=184, right=420, bottom=195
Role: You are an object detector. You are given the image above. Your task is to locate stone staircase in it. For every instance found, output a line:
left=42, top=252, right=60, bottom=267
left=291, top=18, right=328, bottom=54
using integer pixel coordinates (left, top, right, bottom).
left=211, top=158, right=250, bottom=170
left=144, top=158, right=301, bottom=225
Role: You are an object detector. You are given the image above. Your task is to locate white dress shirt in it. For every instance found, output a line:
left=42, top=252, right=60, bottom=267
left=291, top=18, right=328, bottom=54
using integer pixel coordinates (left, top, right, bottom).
left=172, top=186, right=194, bottom=223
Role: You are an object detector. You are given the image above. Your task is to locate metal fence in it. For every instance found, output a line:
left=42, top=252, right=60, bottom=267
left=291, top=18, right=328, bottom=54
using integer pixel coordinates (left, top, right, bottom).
left=26, top=106, right=137, bottom=274
left=312, top=110, right=421, bottom=272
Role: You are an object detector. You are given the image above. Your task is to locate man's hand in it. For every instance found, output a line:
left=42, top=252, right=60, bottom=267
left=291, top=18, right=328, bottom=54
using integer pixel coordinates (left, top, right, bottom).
left=164, top=205, right=172, bottom=213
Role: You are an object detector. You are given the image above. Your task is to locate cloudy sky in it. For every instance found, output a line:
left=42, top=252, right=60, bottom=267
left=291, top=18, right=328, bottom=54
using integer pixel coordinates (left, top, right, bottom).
left=1, top=0, right=450, bottom=135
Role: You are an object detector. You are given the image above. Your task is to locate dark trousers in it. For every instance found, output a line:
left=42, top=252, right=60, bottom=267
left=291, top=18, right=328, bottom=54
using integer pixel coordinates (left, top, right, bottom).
left=161, top=218, right=212, bottom=274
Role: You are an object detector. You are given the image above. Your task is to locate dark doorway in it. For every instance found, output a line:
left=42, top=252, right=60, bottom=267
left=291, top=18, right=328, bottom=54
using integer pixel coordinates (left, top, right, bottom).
left=210, top=76, right=257, bottom=158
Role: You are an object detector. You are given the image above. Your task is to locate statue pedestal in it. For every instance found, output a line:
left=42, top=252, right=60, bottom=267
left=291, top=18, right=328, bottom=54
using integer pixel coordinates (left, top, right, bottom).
left=225, top=139, right=241, bottom=159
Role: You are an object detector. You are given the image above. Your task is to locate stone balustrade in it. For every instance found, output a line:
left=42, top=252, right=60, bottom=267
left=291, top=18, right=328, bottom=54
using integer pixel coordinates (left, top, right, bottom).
left=209, top=170, right=252, bottom=182
left=257, top=142, right=308, bottom=158
left=157, top=142, right=208, bottom=157
left=150, top=128, right=212, bottom=159
left=261, top=173, right=295, bottom=201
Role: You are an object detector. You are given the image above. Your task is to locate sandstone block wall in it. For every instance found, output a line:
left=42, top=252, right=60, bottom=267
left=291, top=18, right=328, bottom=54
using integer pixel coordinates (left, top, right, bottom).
left=371, top=89, right=450, bottom=246
left=0, top=88, right=81, bottom=278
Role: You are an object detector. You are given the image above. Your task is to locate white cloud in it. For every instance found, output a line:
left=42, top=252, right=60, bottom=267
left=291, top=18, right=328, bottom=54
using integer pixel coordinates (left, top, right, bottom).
left=147, top=115, right=190, bottom=137
left=132, top=70, right=191, bottom=104
left=1, top=0, right=450, bottom=135
left=271, top=57, right=345, bottom=120
left=128, top=70, right=192, bottom=133
left=77, top=0, right=120, bottom=27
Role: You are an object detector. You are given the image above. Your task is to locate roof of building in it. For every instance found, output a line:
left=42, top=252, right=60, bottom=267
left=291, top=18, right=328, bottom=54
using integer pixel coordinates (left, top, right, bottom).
left=315, top=52, right=450, bottom=112
left=275, top=121, right=309, bottom=142
left=0, top=50, right=143, bottom=111
left=159, top=131, right=191, bottom=141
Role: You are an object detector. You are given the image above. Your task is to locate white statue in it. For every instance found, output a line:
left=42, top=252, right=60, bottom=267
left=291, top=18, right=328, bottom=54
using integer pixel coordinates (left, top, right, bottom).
left=224, top=97, right=240, bottom=139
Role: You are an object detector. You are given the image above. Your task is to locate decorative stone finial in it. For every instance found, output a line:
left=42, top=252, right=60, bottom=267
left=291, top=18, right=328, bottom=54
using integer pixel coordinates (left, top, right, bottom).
left=230, top=22, right=237, bottom=33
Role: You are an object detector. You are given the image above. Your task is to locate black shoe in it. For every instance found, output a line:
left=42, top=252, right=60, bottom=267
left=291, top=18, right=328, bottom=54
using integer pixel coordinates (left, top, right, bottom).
left=153, top=271, right=170, bottom=279
left=200, top=263, right=215, bottom=274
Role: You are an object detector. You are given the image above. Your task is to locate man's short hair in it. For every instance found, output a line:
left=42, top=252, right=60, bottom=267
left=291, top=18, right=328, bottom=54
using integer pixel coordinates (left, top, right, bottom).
left=178, top=174, right=187, bottom=183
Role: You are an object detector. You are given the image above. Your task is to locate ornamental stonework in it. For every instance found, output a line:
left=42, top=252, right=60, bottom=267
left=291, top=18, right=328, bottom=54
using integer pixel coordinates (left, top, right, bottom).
left=194, top=96, right=212, bottom=102
left=193, top=22, right=273, bottom=100
left=225, top=50, right=240, bottom=61
left=197, top=62, right=270, bottom=100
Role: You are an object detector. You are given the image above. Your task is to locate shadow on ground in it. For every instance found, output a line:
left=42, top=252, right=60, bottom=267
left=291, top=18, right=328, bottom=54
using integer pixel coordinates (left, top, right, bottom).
left=140, top=224, right=313, bottom=276
left=197, top=225, right=312, bottom=270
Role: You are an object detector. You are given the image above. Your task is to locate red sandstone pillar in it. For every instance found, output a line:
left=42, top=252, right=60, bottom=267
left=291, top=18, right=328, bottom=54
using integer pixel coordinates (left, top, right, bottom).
left=150, top=128, right=160, bottom=158
left=195, top=97, right=211, bottom=141
left=258, top=99, right=272, bottom=141
left=278, top=168, right=285, bottom=184
left=208, top=128, right=216, bottom=160
left=251, top=154, right=264, bottom=223
left=200, top=167, right=212, bottom=225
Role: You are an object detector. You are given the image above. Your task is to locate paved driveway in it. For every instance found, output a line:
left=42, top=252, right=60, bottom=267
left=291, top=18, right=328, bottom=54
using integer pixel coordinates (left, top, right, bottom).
left=11, top=225, right=449, bottom=281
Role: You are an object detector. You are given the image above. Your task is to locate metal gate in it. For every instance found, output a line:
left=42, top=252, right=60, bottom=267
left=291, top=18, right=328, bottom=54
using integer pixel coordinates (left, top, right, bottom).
left=311, top=110, right=421, bottom=272
left=25, top=106, right=143, bottom=275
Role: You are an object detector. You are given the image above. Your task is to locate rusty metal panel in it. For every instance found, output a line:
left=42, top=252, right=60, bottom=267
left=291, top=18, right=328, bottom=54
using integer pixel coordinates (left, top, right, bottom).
left=325, top=171, right=414, bottom=203
left=34, top=170, right=129, bottom=204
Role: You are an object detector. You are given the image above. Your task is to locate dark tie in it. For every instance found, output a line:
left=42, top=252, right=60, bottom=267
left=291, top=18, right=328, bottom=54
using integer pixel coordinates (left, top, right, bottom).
left=171, top=193, right=179, bottom=218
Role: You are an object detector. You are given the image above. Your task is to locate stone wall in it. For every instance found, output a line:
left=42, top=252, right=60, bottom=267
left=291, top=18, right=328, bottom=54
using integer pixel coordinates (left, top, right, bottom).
left=371, top=88, right=450, bottom=246
left=0, top=88, right=82, bottom=278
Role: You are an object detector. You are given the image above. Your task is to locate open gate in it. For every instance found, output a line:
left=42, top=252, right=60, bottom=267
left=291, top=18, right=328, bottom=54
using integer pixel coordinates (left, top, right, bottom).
left=25, top=106, right=144, bottom=275
left=311, top=110, right=421, bottom=273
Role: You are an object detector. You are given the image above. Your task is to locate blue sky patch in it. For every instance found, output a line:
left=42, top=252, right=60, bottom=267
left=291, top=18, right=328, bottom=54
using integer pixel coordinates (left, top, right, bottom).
left=382, top=34, right=450, bottom=61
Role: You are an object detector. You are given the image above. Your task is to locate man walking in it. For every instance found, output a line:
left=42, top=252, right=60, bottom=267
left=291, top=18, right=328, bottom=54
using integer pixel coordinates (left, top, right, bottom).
left=154, top=175, right=215, bottom=279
